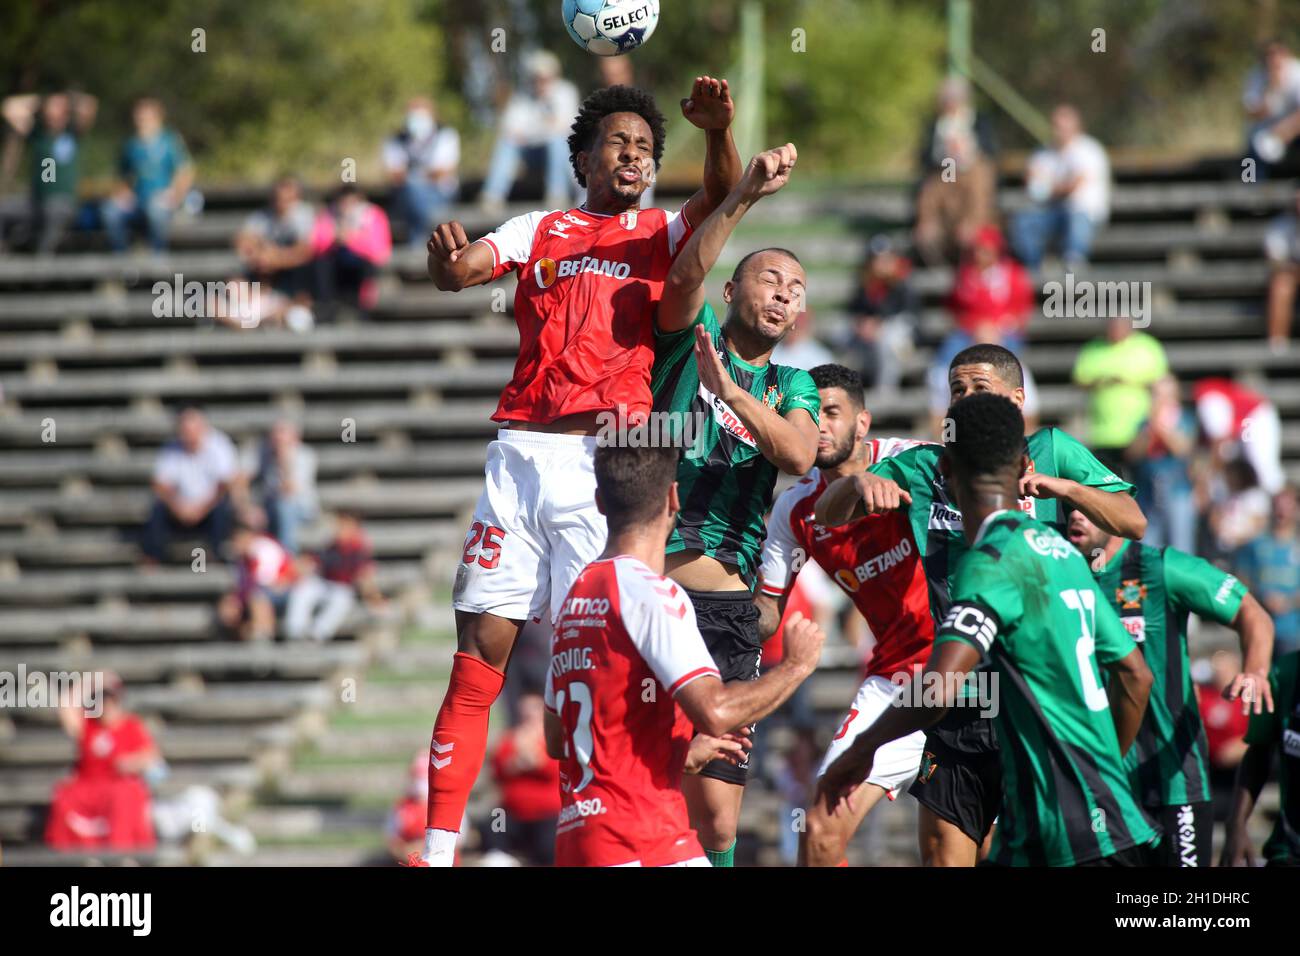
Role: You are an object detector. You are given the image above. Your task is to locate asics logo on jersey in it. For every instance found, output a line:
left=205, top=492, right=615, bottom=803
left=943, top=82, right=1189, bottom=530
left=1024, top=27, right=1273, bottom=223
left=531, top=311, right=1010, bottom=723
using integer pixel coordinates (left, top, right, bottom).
left=534, top=255, right=634, bottom=288
left=833, top=537, right=913, bottom=592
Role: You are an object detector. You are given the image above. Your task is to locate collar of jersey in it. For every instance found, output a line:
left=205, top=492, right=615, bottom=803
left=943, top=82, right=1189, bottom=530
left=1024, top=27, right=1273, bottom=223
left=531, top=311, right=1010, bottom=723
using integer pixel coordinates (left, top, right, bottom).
left=719, top=330, right=769, bottom=373
left=972, top=508, right=1011, bottom=547
left=1098, top=537, right=1132, bottom=573
left=576, top=204, right=619, bottom=218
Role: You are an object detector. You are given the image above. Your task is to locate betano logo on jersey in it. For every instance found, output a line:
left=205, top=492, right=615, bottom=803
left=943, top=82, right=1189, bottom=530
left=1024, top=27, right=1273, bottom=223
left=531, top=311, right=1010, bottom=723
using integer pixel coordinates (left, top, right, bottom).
left=833, top=537, right=914, bottom=593
left=534, top=255, right=634, bottom=289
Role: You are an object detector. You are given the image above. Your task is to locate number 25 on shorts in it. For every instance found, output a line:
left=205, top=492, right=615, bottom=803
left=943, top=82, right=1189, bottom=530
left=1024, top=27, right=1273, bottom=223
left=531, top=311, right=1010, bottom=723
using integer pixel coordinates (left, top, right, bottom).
left=462, top=522, right=506, bottom=569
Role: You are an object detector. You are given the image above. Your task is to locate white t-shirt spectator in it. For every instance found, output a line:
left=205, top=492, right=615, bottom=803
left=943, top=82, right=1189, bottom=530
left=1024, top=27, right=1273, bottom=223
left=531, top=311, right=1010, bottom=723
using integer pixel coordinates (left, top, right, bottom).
left=1264, top=213, right=1300, bottom=266
left=382, top=126, right=461, bottom=192
left=243, top=201, right=316, bottom=248
left=1243, top=56, right=1300, bottom=121
left=772, top=336, right=835, bottom=371
left=154, top=430, right=238, bottom=506
left=500, top=80, right=580, bottom=147
left=1025, top=134, right=1111, bottom=223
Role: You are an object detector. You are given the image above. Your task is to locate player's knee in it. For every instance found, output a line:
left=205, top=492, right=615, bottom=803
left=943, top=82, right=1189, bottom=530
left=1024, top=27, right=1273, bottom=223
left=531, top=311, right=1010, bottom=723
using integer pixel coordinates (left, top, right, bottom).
left=695, top=808, right=738, bottom=848
left=804, top=808, right=846, bottom=863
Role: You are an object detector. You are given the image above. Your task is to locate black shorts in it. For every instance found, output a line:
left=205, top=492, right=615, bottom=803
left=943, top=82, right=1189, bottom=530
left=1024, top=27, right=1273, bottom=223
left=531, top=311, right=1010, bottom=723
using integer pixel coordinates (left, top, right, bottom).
left=685, top=588, right=761, bottom=786
left=1150, top=801, right=1213, bottom=867
left=1078, top=841, right=1160, bottom=867
left=908, top=708, right=1001, bottom=844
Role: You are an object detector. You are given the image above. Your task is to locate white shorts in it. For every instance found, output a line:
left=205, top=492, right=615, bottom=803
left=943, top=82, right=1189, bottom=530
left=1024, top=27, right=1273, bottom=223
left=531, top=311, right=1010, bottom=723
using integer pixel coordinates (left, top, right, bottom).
left=611, top=856, right=711, bottom=867
left=817, top=674, right=927, bottom=796
left=452, top=430, right=606, bottom=624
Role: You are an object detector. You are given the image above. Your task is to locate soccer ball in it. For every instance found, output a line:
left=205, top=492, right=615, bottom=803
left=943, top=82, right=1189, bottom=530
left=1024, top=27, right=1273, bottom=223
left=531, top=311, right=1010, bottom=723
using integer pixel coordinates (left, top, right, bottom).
left=562, top=0, right=660, bottom=56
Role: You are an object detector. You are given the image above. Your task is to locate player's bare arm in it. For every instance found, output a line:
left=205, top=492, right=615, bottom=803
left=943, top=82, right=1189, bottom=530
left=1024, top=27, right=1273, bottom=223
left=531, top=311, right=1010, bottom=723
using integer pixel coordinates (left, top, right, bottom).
left=1101, top=647, right=1153, bottom=756
left=814, top=471, right=911, bottom=526
left=1020, top=473, right=1147, bottom=540
left=817, top=640, right=980, bottom=813
left=543, top=710, right=565, bottom=761
left=1224, top=593, right=1276, bottom=715
left=694, top=324, right=817, bottom=474
left=658, top=144, right=798, bottom=333
left=426, top=219, right=495, bottom=291
left=1221, top=740, right=1270, bottom=866
left=674, top=612, right=824, bottom=735
left=754, top=589, right=787, bottom=641
left=679, top=76, right=742, bottom=227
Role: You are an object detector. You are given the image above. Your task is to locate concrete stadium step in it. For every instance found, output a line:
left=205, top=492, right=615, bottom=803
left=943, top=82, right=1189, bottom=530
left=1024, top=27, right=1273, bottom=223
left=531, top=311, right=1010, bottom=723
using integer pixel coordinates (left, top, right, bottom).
left=0, top=399, right=500, bottom=447
left=205, top=845, right=377, bottom=867
left=1, top=359, right=515, bottom=403
left=0, top=723, right=292, bottom=767
left=0, top=561, right=425, bottom=605
left=0, top=762, right=261, bottom=807
left=0, top=845, right=187, bottom=866
left=1, top=642, right=367, bottom=684
left=0, top=603, right=212, bottom=641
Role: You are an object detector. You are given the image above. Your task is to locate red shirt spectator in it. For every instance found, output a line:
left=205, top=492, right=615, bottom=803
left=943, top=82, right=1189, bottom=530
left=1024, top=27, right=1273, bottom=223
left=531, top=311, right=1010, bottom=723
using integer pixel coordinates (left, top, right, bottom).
left=1196, top=681, right=1250, bottom=769
left=490, top=723, right=561, bottom=823
left=947, top=225, right=1034, bottom=337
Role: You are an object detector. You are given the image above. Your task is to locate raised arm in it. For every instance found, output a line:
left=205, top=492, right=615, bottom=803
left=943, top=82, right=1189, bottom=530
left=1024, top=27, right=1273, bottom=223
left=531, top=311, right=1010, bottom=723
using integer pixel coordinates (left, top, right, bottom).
left=426, top=220, right=496, bottom=291
left=1223, top=593, right=1276, bottom=715
left=678, top=76, right=742, bottom=228
left=658, top=143, right=797, bottom=333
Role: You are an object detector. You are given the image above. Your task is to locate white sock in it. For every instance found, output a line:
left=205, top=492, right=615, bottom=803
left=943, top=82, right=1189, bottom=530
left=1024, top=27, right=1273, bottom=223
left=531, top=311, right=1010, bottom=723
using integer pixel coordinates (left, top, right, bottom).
left=422, top=827, right=458, bottom=865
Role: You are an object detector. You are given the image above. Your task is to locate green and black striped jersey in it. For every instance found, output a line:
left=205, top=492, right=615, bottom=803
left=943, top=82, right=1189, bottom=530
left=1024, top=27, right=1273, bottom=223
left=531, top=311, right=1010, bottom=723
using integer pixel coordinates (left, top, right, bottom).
left=1245, top=650, right=1300, bottom=864
left=935, top=509, right=1160, bottom=866
left=1091, top=541, right=1246, bottom=807
left=650, top=303, right=819, bottom=588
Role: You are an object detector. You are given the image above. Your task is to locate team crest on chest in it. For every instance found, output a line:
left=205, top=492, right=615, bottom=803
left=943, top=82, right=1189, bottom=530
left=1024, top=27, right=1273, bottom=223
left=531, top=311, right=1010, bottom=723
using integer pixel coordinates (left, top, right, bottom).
left=762, top=385, right=783, bottom=410
left=619, top=210, right=638, bottom=231
left=1116, top=579, right=1147, bottom=610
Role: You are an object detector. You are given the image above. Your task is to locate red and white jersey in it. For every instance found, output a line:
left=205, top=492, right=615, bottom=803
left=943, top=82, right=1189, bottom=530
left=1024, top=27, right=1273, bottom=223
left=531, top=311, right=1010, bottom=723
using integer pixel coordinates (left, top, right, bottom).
left=476, top=205, right=694, bottom=426
left=759, top=439, right=935, bottom=680
left=1193, top=377, right=1267, bottom=442
left=545, top=555, right=718, bottom=867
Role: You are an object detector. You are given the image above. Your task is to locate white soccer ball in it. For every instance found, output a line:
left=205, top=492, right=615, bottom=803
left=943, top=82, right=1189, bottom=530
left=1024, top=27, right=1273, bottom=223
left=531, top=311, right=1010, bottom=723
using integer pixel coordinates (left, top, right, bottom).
left=562, top=0, right=659, bottom=56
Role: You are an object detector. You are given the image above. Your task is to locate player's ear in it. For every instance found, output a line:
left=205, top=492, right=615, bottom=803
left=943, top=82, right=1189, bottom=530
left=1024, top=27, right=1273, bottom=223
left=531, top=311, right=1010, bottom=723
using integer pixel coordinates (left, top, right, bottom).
left=722, top=280, right=734, bottom=304
left=856, top=409, right=872, bottom=442
left=1012, top=387, right=1025, bottom=409
left=594, top=487, right=607, bottom=518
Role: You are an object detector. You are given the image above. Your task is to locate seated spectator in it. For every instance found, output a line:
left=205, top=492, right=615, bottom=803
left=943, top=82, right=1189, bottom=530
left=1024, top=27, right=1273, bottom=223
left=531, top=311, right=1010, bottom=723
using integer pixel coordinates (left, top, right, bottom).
left=834, top=235, right=918, bottom=393
left=1264, top=187, right=1300, bottom=351
left=244, top=419, right=318, bottom=555
left=100, top=97, right=194, bottom=253
left=775, top=727, right=818, bottom=866
left=383, top=97, right=460, bottom=248
left=945, top=225, right=1034, bottom=356
left=141, top=405, right=241, bottom=564
left=1243, top=39, right=1300, bottom=177
left=1193, top=377, right=1285, bottom=496
left=1072, top=315, right=1169, bottom=478
left=1127, top=375, right=1197, bottom=553
left=217, top=513, right=297, bottom=641
left=1194, top=649, right=1251, bottom=820
left=479, top=51, right=580, bottom=212
left=283, top=510, right=385, bottom=642
left=912, top=75, right=998, bottom=266
left=320, top=184, right=392, bottom=317
left=479, top=693, right=561, bottom=867
left=771, top=309, right=834, bottom=371
left=151, top=784, right=255, bottom=856
left=1235, top=485, right=1300, bottom=658
left=1010, top=104, right=1110, bottom=269
left=1205, top=459, right=1271, bottom=561
left=388, top=750, right=431, bottom=864
left=45, top=675, right=161, bottom=852
left=0, top=91, right=97, bottom=254
left=229, top=175, right=320, bottom=331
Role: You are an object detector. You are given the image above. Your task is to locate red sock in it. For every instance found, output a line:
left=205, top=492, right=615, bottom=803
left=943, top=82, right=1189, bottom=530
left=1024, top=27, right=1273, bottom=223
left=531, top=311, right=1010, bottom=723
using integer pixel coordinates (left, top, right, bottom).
left=836, top=859, right=849, bottom=867
left=426, top=652, right=506, bottom=831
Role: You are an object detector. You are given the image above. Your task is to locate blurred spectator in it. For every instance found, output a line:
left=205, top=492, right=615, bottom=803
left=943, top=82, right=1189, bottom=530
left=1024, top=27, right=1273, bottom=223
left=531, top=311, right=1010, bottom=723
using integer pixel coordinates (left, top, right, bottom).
left=1243, top=40, right=1300, bottom=177
left=772, top=310, right=834, bottom=371
left=231, top=175, right=320, bottom=331
left=1193, top=377, right=1284, bottom=495
left=946, top=225, right=1033, bottom=355
left=217, top=514, right=297, bottom=642
left=479, top=50, right=580, bottom=212
left=835, top=235, right=918, bottom=392
left=912, top=75, right=998, bottom=266
left=775, top=727, right=818, bottom=866
left=1234, top=485, right=1300, bottom=658
left=1127, top=375, right=1198, bottom=553
left=388, top=750, right=431, bottom=864
left=1205, top=459, right=1271, bottom=561
left=0, top=91, right=97, bottom=253
left=244, top=419, right=318, bottom=555
left=1264, top=188, right=1300, bottom=351
left=152, top=784, right=255, bottom=856
left=320, top=184, right=392, bottom=317
left=1072, top=315, right=1169, bottom=478
left=1011, top=104, right=1110, bottom=269
left=283, top=510, right=385, bottom=642
left=100, top=97, right=194, bottom=252
left=141, top=405, right=241, bottom=564
left=383, top=97, right=460, bottom=248
left=1194, top=650, right=1251, bottom=820
left=45, top=675, right=160, bottom=851
left=479, top=693, right=561, bottom=866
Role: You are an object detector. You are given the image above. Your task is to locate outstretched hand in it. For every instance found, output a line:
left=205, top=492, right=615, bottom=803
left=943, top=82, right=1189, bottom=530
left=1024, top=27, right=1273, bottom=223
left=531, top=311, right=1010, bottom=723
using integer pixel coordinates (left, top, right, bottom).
left=741, top=143, right=798, bottom=201
left=681, top=75, right=735, bottom=130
